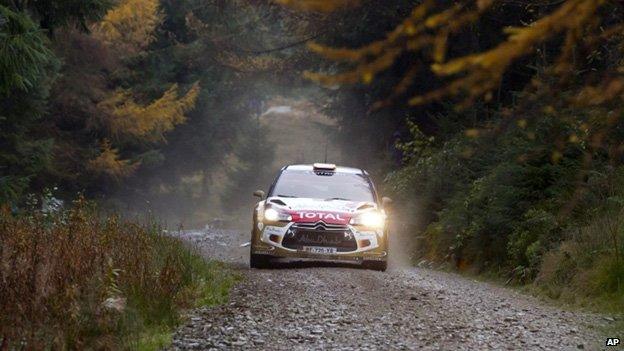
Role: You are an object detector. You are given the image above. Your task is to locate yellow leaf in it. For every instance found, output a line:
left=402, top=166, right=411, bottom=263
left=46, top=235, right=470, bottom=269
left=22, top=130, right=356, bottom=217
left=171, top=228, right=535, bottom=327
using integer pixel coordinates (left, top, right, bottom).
left=404, top=22, right=417, bottom=35
left=551, top=150, right=563, bottom=163
left=465, top=129, right=479, bottom=138
left=433, top=34, right=447, bottom=63
left=477, top=0, right=494, bottom=11
left=516, top=119, right=527, bottom=128
left=543, top=106, right=555, bottom=114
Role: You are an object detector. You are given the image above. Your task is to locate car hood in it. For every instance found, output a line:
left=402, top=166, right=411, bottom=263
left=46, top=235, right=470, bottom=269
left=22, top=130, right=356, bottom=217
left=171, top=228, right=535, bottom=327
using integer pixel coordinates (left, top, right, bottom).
left=266, top=197, right=378, bottom=225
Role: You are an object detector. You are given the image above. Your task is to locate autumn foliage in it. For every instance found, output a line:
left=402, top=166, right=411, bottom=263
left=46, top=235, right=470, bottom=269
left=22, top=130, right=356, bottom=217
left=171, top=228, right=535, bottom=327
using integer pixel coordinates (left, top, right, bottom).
left=88, top=140, right=140, bottom=180
left=100, top=83, right=200, bottom=142
left=286, top=0, right=618, bottom=108
left=94, top=0, right=163, bottom=52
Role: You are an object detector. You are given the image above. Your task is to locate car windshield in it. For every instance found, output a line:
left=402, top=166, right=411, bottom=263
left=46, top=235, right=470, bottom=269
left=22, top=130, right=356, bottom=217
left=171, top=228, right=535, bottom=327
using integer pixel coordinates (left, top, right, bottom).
left=271, top=170, right=375, bottom=202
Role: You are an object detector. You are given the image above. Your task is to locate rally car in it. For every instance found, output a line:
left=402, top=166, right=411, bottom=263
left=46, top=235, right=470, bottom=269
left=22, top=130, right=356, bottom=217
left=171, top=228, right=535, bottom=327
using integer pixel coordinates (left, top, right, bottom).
left=250, top=163, right=391, bottom=271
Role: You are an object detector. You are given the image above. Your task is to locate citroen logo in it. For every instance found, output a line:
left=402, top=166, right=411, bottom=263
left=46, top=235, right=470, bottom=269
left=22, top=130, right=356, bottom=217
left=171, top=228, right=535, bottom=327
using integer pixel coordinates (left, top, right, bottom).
left=313, top=221, right=326, bottom=230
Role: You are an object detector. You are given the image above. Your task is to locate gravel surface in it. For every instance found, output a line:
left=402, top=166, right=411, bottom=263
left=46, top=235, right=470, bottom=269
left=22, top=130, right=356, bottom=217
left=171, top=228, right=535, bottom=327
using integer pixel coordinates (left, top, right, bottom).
left=169, top=229, right=617, bottom=350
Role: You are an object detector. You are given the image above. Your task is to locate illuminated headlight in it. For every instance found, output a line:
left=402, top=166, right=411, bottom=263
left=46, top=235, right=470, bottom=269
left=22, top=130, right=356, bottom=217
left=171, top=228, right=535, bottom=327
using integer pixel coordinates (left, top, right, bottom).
left=263, top=208, right=292, bottom=222
left=350, top=211, right=386, bottom=229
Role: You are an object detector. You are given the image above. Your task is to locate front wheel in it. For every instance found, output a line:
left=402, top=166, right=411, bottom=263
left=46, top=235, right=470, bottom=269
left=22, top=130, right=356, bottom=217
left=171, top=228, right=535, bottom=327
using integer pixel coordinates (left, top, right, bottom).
left=364, top=260, right=387, bottom=272
left=250, top=253, right=273, bottom=269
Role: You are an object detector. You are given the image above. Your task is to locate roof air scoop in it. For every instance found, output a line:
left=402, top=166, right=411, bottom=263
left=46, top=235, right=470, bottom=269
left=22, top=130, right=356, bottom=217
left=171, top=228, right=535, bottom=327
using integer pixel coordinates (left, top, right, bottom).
left=313, top=163, right=336, bottom=170
left=313, top=163, right=336, bottom=176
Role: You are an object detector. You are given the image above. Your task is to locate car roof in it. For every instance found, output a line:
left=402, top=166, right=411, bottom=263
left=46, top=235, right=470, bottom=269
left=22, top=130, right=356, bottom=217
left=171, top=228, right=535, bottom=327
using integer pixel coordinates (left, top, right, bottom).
left=284, top=164, right=367, bottom=175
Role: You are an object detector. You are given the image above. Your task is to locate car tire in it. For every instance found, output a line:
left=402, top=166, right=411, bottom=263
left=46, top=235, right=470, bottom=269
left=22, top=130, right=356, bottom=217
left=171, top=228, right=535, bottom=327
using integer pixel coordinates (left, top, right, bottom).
left=250, top=253, right=272, bottom=269
left=364, top=260, right=387, bottom=272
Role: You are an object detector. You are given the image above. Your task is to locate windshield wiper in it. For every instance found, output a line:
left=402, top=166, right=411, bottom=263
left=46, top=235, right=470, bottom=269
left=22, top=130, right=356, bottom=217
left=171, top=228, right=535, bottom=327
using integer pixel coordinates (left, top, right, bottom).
left=325, top=197, right=351, bottom=201
left=276, top=194, right=298, bottom=198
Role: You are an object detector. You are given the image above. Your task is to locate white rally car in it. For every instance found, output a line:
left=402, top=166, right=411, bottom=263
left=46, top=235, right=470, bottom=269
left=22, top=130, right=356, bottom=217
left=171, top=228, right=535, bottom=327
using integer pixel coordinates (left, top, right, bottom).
left=250, top=163, right=391, bottom=271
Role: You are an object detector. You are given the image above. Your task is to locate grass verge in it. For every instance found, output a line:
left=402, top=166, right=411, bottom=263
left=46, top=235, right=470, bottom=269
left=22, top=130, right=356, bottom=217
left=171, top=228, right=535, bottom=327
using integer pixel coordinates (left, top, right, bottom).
left=0, top=199, right=237, bottom=350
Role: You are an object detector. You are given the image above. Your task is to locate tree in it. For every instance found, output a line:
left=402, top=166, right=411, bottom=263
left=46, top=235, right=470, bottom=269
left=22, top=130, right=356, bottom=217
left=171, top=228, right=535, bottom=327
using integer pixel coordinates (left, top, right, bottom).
left=280, top=0, right=624, bottom=167
left=0, top=5, right=57, bottom=204
left=93, top=0, right=162, bottom=53
left=283, top=1, right=619, bottom=105
left=87, top=139, right=139, bottom=180
left=2, top=0, right=113, bottom=33
left=110, top=0, right=321, bottom=219
left=0, top=5, right=56, bottom=94
left=46, top=8, right=200, bottom=198
left=98, top=83, right=200, bottom=143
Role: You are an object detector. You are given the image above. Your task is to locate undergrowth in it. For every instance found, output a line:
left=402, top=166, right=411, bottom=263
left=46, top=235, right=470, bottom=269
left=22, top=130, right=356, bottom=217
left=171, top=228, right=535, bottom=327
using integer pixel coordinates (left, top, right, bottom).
left=387, top=109, right=624, bottom=316
left=0, top=198, right=236, bottom=350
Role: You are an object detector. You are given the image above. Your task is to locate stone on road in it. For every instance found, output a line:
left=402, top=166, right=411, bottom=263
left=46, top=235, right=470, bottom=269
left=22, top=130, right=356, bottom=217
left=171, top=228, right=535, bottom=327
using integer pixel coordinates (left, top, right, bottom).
left=170, top=229, right=609, bottom=350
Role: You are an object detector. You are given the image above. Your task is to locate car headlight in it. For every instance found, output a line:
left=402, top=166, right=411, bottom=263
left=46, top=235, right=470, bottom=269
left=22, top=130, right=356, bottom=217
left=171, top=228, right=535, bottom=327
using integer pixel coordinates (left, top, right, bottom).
left=263, top=208, right=292, bottom=222
left=350, top=210, right=386, bottom=228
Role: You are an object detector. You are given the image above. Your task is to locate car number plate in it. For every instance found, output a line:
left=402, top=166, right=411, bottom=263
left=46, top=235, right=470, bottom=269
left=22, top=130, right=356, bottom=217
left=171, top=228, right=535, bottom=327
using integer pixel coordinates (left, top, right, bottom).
left=303, top=246, right=337, bottom=254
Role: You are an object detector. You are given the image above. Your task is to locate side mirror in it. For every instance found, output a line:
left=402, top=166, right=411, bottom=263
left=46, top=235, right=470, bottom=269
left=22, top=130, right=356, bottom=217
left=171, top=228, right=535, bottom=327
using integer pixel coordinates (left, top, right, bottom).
left=253, top=190, right=265, bottom=199
left=381, top=196, right=393, bottom=208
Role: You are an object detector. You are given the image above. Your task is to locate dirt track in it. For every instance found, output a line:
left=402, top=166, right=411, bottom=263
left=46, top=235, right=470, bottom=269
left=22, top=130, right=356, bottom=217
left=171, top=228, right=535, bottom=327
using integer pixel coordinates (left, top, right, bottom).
left=169, top=229, right=615, bottom=350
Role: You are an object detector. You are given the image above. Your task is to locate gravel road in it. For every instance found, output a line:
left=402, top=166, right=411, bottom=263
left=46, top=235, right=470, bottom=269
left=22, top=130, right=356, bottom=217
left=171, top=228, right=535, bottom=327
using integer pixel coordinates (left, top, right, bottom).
left=169, top=229, right=617, bottom=350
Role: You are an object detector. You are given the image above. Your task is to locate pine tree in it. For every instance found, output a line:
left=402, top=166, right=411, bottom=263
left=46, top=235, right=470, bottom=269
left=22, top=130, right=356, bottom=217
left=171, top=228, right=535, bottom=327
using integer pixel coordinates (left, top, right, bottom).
left=0, top=5, right=55, bottom=94
left=0, top=6, right=57, bottom=204
left=5, top=0, right=113, bottom=32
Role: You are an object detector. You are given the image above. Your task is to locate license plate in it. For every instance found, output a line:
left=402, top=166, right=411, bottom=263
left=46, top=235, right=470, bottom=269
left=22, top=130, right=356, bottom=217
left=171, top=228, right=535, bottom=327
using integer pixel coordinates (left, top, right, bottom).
left=302, top=246, right=337, bottom=254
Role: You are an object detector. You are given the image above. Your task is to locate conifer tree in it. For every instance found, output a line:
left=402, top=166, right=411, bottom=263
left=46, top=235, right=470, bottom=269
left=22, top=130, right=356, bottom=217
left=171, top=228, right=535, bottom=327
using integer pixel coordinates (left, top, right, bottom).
left=0, top=5, right=57, bottom=203
left=93, top=0, right=162, bottom=53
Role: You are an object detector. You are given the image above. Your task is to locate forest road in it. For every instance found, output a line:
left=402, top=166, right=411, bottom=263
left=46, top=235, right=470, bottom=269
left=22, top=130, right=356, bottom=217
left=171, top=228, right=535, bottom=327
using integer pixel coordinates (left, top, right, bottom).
left=169, top=229, right=615, bottom=351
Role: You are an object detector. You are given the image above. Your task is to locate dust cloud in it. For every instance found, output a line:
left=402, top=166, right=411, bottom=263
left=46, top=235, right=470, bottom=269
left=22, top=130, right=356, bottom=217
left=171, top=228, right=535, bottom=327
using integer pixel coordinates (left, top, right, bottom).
left=199, top=95, right=349, bottom=227
left=388, top=203, right=422, bottom=269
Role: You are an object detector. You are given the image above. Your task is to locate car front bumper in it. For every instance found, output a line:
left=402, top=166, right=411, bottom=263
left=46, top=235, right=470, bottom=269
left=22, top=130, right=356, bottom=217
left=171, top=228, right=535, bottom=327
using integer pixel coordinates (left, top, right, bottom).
left=251, top=222, right=388, bottom=262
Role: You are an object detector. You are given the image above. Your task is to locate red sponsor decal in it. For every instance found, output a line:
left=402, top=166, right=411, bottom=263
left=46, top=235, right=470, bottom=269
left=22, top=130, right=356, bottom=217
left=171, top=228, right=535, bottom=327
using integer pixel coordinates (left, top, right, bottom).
left=289, top=211, right=351, bottom=225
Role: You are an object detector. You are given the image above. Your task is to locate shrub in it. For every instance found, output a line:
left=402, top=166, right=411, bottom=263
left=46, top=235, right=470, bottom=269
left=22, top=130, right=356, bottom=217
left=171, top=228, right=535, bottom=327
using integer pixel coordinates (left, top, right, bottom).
left=387, top=106, right=624, bottom=312
left=536, top=210, right=624, bottom=311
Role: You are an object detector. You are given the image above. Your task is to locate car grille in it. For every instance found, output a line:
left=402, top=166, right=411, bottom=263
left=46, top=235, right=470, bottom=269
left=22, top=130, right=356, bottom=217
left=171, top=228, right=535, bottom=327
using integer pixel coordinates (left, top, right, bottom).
left=281, top=222, right=357, bottom=252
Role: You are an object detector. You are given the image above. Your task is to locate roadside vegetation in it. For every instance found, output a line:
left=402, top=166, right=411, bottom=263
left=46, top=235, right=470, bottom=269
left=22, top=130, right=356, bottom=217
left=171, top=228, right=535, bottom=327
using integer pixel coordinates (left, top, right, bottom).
left=0, top=198, right=236, bottom=350
left=386, top=109, right=624, bottom=314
